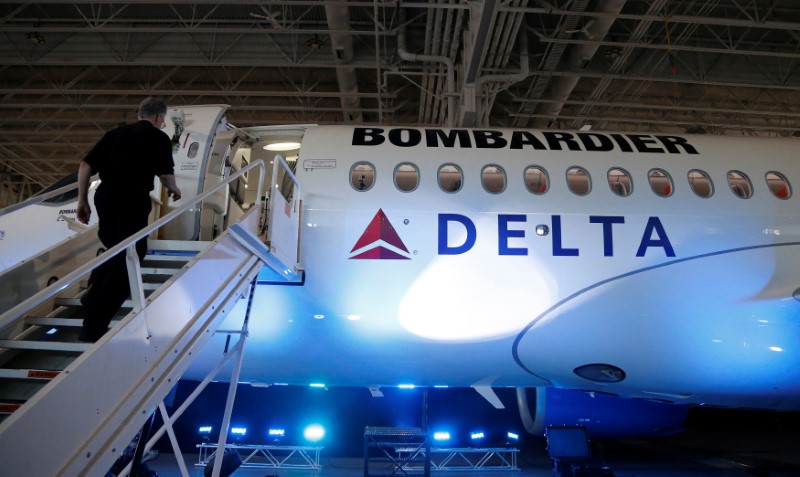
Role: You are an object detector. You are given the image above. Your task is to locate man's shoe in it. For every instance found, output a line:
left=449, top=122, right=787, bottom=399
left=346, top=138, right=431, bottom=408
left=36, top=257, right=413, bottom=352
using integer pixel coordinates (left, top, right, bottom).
left=79, top=284, right=95, bottom=307
left=78, top=329, right=101, bottom=343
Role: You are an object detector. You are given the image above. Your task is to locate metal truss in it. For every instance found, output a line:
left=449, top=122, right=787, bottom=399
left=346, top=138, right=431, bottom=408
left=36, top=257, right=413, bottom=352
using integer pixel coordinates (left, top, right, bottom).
left=398, top=446, right=520, bottom=472
left=196, top=443, right=323, bottom=470
left=1, top=1, right=800, bottom=195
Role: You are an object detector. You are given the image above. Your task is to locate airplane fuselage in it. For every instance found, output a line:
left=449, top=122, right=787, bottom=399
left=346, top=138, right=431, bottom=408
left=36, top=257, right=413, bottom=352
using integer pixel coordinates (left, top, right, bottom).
left=4, top=111, right=796, bottom=415
left=186, top=124, right=800, bottom=413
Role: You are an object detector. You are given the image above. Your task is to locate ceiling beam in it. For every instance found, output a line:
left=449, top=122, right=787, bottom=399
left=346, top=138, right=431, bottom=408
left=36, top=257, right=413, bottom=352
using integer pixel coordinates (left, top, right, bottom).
left=0, top=88, right=393, bottom=99
left=536, top=37, right=800, bottom=60
left=528, top=69, right=800, bottom=91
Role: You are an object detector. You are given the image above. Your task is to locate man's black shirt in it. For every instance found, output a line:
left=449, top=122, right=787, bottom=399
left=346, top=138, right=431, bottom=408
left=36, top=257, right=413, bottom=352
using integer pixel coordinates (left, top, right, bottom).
left=83, top=120, right=174, bottom=199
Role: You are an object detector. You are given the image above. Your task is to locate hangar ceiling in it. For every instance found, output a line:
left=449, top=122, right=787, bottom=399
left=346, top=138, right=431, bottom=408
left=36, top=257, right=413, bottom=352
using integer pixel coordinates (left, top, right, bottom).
left=2, top=0, right=800, bottom=204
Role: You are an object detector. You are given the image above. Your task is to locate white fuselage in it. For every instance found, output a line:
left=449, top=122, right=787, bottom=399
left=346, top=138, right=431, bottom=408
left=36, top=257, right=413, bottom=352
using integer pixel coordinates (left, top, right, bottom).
left=4, top=109, right=795, bottom=412
left=185, top=125, right=800, bottom=412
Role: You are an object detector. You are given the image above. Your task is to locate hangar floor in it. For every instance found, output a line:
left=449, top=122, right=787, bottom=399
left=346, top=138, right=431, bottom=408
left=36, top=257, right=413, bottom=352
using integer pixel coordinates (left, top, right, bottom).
left=147, top=427, right=800, bottom=477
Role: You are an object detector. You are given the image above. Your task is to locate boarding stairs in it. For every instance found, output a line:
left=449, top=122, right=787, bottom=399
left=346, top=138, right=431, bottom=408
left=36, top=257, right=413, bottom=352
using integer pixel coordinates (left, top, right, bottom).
left=0, top=240, right=205, bottom=418
left=0, top=157, right=302, bottom=476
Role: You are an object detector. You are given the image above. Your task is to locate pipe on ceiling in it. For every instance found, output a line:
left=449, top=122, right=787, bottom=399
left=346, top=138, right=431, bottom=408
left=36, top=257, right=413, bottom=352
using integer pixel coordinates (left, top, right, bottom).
left=533, top=0, right=627, bottom=128
left=325, top=3, right=363, bottom=123
left=397, top=7, right=455, bottom=127
left=476, top=25, right=529, bottom=126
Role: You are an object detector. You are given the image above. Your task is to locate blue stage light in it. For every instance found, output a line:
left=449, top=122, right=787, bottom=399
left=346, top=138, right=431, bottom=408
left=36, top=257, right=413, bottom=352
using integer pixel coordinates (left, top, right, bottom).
left=268, top=428, right=285, bottom=437
left=470, top=431, right=485, bottom=440
left=398, top=384, right=415, bottom=389
left=433, top=431, right=451, bottom=441
left=507, top=432, right=519, bottom=441
left=231, top=427, right=247, bottom=436
left=198, top=426, right=213, bottom=434
left=304, top=424, right=325, bottom=443
left=309, top=383, right=326, bottom=388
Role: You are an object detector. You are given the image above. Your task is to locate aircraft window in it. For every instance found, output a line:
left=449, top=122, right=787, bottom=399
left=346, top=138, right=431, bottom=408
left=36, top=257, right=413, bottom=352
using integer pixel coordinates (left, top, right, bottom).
left=438, top=163, right=463, bottom=193
left=351, top=162, right=375, bottom=191
left=187, top=141, right=200, bottom=159
left=766, top=171, right=791, bottom=199
left=566, top=166, right=591, bottom=196
left=607, top=168, right=633, bottom=197
left=481, top=164, right=506, bottom=194
left=394, top=162, right=419, bottom=192
left=727, top=171, right=753, bottom=199
left=648, top=168, right=674, bottom=197
left=524, top=166, right=549, bottom=194
left=688, top=169, right=714, bottom=198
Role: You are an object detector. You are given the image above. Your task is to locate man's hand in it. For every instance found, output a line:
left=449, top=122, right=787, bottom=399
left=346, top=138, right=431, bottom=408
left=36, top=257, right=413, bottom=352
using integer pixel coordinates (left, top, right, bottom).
left=159, top=174, right=182, bottom=201
left=76, top=161, right=93, bottom=224
left=77, top=199, right=91, bottom=224
left=168, top=186, right=182, bottom=201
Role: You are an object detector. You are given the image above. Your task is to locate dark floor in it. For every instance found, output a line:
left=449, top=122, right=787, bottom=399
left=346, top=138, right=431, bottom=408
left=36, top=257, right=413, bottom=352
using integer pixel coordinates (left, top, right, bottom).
left=147, top=428, right=800, bottom=477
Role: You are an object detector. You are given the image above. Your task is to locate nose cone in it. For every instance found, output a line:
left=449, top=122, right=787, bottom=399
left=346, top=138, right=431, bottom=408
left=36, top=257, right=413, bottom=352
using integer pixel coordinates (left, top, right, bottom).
left=513, top=245, right=800, bottom=408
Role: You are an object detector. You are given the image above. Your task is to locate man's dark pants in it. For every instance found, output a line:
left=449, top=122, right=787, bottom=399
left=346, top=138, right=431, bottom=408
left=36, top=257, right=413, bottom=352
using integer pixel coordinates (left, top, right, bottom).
left=79, top=188, right=150, bottom=342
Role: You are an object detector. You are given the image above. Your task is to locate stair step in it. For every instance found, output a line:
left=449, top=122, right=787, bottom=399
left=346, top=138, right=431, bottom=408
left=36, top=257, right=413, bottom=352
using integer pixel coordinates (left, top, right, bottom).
left=148, top=239, right=210, bottom=253
left=79, top=278, right=165, bottom=290
left=142, top=256, right=192, bottom=269
left=55, top=293, right=162, bottom=309
left=0, top=340, right=91, bottom=353
left=24, top=317, right=120, bottom=328
left=0, top=402, right=22, bottom=415
left=53, top=298, right=85, bottom=307
left=145, top=253, right=194, bottom=261
left=0, top=368, right=61, bottom=380
left=140, top=266, right=179, bottom=276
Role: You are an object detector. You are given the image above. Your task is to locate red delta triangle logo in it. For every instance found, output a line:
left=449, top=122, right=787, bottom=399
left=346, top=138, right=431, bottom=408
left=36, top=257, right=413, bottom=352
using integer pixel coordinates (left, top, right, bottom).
left=350, top=209, right=411, bottom=260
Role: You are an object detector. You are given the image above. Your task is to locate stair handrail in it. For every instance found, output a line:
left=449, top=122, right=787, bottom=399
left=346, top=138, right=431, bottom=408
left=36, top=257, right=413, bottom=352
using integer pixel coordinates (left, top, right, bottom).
left=0, top=182, right=79, bottom=217
left=0, top=159, right=266, bottom=330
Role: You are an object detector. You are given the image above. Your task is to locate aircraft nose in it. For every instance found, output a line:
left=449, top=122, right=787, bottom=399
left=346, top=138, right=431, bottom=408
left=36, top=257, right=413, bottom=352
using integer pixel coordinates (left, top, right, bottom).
left=513, top=244, right=800, bottom=399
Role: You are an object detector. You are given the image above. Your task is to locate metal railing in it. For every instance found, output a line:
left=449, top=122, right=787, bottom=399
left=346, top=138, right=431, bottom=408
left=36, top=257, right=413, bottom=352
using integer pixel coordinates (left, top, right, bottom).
left=0, top=159, right=266, bottom=330
left=0, top=182, right=79, bottom=217
left=265, top=154, right=302, bottom=270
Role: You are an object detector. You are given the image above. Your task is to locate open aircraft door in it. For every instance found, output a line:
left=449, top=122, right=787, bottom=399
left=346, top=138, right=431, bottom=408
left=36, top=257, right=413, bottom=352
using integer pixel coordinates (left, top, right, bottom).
left=265, top=154, right=302, bottom=275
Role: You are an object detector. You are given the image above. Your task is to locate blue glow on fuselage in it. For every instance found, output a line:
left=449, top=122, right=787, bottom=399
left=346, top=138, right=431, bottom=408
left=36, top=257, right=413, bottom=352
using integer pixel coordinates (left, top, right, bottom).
left=398, top=215, right=558, bottom=341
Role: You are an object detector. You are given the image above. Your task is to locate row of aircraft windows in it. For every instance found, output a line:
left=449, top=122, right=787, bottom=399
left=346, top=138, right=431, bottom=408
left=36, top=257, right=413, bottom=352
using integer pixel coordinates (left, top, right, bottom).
left=349, top=161, right=793, bottom=200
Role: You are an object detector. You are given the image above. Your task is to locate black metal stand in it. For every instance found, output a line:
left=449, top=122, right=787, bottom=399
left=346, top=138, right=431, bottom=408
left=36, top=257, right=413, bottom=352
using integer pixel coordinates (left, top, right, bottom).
left=129, top=412, right=156, bottom=477
left=363, top=426, right=430, bottom=477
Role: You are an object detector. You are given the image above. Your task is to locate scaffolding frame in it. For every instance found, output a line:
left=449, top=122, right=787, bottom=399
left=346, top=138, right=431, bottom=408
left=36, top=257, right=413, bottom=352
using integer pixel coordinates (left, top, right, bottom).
left=196, top=443, right=323, bottom=470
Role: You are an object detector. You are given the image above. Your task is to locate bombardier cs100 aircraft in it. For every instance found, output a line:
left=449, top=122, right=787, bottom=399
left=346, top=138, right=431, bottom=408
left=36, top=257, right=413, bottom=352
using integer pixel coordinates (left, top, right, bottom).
left=2, top=105, right=798, bottom=442
left=192, top=108, right=800, bottom=438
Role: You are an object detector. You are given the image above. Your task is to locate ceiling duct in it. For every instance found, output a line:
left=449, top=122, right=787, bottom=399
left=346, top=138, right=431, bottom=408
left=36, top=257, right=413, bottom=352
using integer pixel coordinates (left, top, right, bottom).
left=397, top=7, right=456, bottom=127
left=532, top=0, right=627, bottom=128
left=474, top=14, right=529, bottom=127
left=324, top=3, right=363, bottom=123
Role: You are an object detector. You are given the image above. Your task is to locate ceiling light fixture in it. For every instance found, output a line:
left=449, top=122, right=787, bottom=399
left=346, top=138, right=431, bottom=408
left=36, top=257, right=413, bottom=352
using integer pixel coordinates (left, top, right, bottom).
left=605, top=46, right=622, bottom=60
left=263, top=141, right=301, bottom=151
left=26, top=32, right=45, bottom=44
left=307, top=34, right=324, bottom=49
